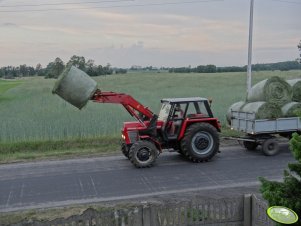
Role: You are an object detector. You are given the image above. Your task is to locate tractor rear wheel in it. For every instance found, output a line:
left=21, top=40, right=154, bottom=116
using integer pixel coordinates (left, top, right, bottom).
left=181, top=123, right=219, bottom=162
left=129, top=140, right=159, bottom=168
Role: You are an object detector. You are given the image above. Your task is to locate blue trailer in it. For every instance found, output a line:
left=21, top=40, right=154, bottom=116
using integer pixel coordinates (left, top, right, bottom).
left=228, top=110, right=301, bottom=155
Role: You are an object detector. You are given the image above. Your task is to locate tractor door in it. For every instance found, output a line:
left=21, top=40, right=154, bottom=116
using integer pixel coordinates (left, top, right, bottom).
left=159, top=103, right=188, bottom=139
left=168, top=103, right=187, bottom=138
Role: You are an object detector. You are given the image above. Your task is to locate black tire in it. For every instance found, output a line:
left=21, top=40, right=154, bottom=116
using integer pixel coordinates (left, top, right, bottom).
left=262, top=139, right=279, bottom=156
left=128, top=140, right=159, bottom=168
left=243, top=141, right=258, bottom=151
left=177, top=148, right=185, bottom=156
left=181, top=123, right=219, bottom=162
left=121, top=142, right=129, bottom=158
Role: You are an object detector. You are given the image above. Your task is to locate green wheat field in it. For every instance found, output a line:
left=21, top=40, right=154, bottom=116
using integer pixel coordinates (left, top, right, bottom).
left=1, top=70, right=301, bottom=142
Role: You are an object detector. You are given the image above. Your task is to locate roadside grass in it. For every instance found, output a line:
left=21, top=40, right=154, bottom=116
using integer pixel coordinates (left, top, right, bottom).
left=0, top=136, right=120, bottom=163
left=0, top=201, right=145, bottom=226
left=0, top=204, right=116, bottom=226
left=0, top=127, right=239, bottom=164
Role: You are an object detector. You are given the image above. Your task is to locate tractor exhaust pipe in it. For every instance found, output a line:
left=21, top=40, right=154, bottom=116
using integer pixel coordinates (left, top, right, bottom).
left=52, top=66, right=98, bottom=109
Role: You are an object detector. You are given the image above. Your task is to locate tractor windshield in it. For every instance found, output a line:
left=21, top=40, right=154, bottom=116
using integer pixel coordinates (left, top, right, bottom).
left=158, top=103, right=171, bottom=122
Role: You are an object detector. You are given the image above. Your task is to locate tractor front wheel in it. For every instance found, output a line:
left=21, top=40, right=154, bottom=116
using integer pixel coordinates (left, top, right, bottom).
left=129, top=140, right=159, bottom=168
left=181, top=123, right=219, bottom=162
left=121, top=142, right=131, bottom=159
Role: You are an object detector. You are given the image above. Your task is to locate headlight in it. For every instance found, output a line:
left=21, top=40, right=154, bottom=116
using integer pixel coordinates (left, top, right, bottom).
left=121, top=134, right=125, bottom=139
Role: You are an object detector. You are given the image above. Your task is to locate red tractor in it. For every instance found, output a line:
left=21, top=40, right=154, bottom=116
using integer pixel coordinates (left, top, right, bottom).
left=53, top=66, right=221, bottom=168
left=92, top=91, right=221, bottom=168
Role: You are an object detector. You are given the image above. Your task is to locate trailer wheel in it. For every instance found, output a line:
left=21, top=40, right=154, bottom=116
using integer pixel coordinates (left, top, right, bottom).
left=181, top=123, right=219, bottom=162
left=262, top=139, right=279, bottom=156
left=128, top=140, right=158, bottom=168
left=243, top=141, right=258, bottom=151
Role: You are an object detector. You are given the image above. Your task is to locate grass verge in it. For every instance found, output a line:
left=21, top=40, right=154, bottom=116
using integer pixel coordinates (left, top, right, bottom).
left=0, top=136, right=120, bottom=163
left=0, top=126, right=241, bottom=164
left=0, top=204, right=117, bottom=226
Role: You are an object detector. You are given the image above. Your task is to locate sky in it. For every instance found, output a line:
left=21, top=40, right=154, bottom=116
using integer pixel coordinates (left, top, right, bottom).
left=0, top=0, right=300, bottom=68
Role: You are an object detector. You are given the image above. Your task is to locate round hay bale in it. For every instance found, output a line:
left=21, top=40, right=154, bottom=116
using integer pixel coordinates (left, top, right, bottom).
left=226, top=101, right=245, bottom=124
left=241, top=101, right=282, bottom=119
left=52, top=66, right=97, bottom=109
left=281, top=102, right=301, bottom=117
left=287, top=79, right=301, bottom=102
left=247, top=76, right=292, bottom=106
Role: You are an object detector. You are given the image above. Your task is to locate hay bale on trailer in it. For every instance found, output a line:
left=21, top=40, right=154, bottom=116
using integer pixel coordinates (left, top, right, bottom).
left=247, top=76, right=292, bottom=106
left=52, top=66, right=98, bottom=109
left=226, top=101, right=245, bottom=124
left=241, top=101, right=282, bottom=119
left=281, top=102, right=301, bottom=117
left=287, top=79, right=301, bottom=102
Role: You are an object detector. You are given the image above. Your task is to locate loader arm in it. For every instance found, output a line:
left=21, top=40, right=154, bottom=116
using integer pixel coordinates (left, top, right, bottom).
left=91, top=90, right=154, bottom=126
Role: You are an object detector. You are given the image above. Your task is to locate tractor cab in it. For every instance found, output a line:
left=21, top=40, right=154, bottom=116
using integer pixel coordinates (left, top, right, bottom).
left=158, top=97, right=214, bottom=139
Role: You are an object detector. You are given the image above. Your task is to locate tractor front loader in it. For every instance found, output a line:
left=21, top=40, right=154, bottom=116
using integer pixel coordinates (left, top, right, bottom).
left=53, top=66, right=221, bottom=168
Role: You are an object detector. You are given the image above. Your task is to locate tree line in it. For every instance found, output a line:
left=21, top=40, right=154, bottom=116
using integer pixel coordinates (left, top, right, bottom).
left=0, top=55, right=124, bottom=79
left=169, top=60, right=301, bottom=73
left=1, top=47, right=301, bottom=79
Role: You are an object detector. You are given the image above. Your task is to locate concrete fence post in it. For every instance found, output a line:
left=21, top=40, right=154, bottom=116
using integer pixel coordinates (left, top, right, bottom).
left=244, top=194, right=252, bottom=226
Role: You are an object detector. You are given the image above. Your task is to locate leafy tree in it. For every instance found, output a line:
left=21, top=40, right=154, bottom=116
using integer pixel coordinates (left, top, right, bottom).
left=103, top=63, right=113, bottom=75
left=67, top=55, right=86, bottom=70
left=35, top=63, right=45, bottom=76
left=205, top=64, right=217, bottom=73
left=260, top=133, right=301, bottom=225
left=19, top=64, right=28, bottom=76
left=85, top=59, right=98, bottom=77
left=45, top=57, right=65, bottom=78
left=115, top=68, right=127, bottom=74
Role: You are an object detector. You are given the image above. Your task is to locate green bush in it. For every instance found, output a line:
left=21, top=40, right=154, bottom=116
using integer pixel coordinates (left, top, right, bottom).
left=260, top=132, right=301, bottom=225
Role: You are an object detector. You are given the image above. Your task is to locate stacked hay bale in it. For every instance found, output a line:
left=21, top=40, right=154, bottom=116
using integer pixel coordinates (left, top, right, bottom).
left=227, top=76, right=301, bottom=124
left=287, top=79, right=301, bottom=102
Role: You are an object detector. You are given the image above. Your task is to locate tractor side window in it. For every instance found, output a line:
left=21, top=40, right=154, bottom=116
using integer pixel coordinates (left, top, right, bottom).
left=186, top=102, right=209, bottom=117
left=199, top=102, right=209, bottom=116
left=186, top=103, right=197, bottom=116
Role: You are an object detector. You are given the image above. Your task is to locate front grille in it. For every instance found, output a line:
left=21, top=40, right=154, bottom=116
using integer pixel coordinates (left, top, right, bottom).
left=128, top=131, right=138, bottom=143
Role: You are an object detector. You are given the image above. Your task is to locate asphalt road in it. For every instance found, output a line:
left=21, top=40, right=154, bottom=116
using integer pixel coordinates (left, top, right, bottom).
left=0, top=144, right=295, bottom=212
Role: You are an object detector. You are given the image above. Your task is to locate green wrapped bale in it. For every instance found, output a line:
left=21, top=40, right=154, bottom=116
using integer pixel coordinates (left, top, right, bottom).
left=226, top=101, right=245, bottom=124
left=247, top=76, right=292, bottom=106
left=281, top=102, right=301, bottom=117
left=287, top=79, right=301, bottom=102
left=241, top=101, right=282, bottom=119
left=52, top=66, right=97, bottom=109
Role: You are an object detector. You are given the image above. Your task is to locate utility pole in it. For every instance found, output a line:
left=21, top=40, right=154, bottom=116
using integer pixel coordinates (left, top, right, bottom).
left=247, top=0, right=254, bottom=95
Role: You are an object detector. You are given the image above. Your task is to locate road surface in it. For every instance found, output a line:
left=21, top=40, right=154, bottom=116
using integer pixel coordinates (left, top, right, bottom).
left=0, top=144, right=295, bottom=212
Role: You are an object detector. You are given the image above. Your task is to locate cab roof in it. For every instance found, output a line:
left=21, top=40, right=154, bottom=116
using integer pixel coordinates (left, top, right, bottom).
left=161, top=97, right=208, bottom=103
